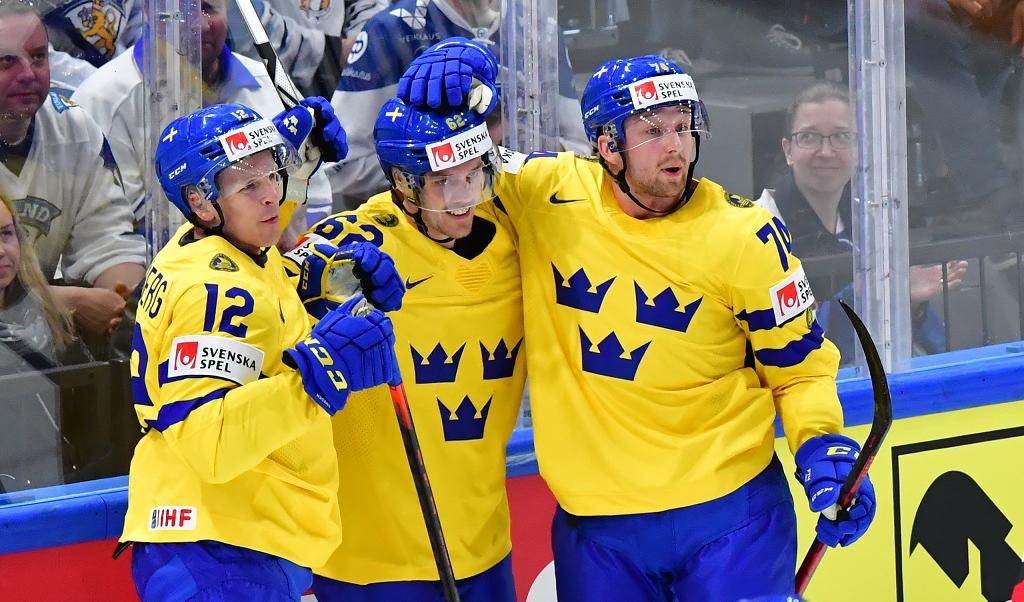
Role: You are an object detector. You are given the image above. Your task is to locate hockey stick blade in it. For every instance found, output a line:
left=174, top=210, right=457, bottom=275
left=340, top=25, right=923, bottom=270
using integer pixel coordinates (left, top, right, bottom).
left=232, top=0, right=303, bottom=109
left=795, top=300, right=893, bottom=595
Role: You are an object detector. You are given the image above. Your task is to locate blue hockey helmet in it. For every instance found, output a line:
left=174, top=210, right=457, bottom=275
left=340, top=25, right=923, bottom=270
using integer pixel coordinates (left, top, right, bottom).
left=581, top=55, right=710, bottom=152
left=154, top=103, right=296, bottom=220
left=374, top=97, right=500, bottom=209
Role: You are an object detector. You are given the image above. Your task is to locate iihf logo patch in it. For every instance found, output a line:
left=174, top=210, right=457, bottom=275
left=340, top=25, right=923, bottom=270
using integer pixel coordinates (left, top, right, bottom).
left=149, top=506, right=197, bottom=530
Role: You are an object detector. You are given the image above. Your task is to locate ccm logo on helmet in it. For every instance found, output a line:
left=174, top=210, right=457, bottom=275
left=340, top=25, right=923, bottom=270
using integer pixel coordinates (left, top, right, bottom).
left=425, top=123, right=492, bottom=171
left=629, top=74, right=698, bottom=110
left=167, top=162, right=187, bottom=180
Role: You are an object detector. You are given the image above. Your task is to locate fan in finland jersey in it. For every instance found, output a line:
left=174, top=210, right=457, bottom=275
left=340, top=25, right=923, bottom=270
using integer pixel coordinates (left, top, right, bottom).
left=282, top=97, right=523, bottom=601
left=0, top=3, right=144, bottom=336
left=398, top=39, right=880, bottom=600
left=121, top=100, right=402, bottom=600
left=72, top=0, right=334, bottom=234
left=325, top=0, right=589, bottom=210
left=229, top=0, right=388, bottom=98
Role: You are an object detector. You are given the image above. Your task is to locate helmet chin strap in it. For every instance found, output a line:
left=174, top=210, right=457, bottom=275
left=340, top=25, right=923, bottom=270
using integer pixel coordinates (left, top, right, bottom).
left=601, top=135, right=701, bottom=216
left=390, top=189, right=455, bottom=245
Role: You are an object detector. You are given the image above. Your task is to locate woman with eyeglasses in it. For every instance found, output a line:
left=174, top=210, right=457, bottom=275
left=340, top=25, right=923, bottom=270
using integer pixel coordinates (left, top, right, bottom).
left=757, top=80, right=968, bottom=363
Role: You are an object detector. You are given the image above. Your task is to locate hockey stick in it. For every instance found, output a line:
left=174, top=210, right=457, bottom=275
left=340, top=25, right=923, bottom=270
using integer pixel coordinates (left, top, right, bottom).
left=795, top=300, right=893, bottom=595
left=347, top=291, right=461, bottom=602
left=233, top=0, right=303, bottom=109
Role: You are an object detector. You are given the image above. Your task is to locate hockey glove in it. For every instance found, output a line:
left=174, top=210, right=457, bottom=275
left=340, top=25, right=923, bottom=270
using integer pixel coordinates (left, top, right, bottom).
left=296, top=240, right=405, bottom=318
left=284, top=296, right=398, bottom=415
left=300, top=96, right=348, bottom=163
left=795, top=433, right=876, bottom=548
left=274, top=101, right=321, bottom=178
left=341, top=241, right=405, bottom=312
left=397, top=36, right=499, bottom=114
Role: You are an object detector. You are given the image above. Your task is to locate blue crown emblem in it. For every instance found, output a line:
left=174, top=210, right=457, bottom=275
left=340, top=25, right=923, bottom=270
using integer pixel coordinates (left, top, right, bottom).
left=635, top=283, right=703, bottom=333
left=553, top=264, right=614, bottom=313
left=438, top=395, right=492, bottom=441
left=480, top=338, right=522, bottom=380
left=410, top=343, right=466, bottom=384
left=579, top=327, right=649, bottom=380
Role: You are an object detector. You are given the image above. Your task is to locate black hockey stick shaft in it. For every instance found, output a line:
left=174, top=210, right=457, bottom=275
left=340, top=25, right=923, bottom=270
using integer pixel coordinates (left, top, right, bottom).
left=795, top=300, right=893, bottom=595
left=388, top=382, right=461, bottom=602
left=345, top=299, right=460, bottom=601
left=233, top=0, right=303, bottom=109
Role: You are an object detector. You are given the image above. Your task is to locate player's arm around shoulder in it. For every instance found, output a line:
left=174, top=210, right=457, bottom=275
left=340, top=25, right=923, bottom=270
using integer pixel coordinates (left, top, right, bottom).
left=493, top=146, right=587, bottom=221
left=723, top=195, right=843, bottom=451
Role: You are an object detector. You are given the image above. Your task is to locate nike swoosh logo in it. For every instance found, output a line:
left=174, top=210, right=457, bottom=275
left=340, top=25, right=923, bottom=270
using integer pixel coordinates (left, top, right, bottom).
left=405, top=275, right=433, bottom=289
left=549, top=193, right=586, bottom=205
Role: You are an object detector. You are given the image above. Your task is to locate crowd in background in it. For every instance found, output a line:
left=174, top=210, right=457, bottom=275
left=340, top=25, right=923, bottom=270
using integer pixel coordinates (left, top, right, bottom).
left=0, top=0, right=1020, bottom=494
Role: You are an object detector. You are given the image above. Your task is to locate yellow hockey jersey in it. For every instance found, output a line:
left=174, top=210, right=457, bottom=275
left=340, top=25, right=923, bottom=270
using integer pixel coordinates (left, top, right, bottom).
left=121, top=224, right=341, bottom=569
left=493, top=150, right=843, bottom=517
left=299, top=195, right=525, bottom=583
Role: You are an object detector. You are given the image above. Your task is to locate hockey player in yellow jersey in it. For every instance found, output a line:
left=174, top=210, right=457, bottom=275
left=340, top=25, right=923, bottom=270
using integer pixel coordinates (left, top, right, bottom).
left=121, top=101, right=403, bottom=601
left=398, top=40, right=878, bottom=600
left=294, top=96, right=523, bottom=601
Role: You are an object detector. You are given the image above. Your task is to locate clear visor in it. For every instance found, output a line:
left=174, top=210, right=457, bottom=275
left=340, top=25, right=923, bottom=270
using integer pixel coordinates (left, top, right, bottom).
left=403, top=147, right=502, bottom=213
left=416, top=164, right=497, bottom=213
left=204, top=142, right=301, bottom=203
left=617, top=103, right=711, bottom=153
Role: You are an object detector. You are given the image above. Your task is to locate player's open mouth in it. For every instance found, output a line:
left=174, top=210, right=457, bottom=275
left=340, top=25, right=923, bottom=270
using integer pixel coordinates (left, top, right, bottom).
left=447, top=207, right=471, bottom=216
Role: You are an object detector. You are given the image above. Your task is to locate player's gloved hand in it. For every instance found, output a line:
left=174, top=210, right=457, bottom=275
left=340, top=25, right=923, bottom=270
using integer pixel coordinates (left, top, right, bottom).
left=397, top=36, right=499, bottom=114
left=342, top=242, right=405, bottom=312
left=297, top=241, right=404, bottom=317
left=299, top=96, right=348, bottom=163
left=795, top=433, right=876, bottom=548
left=284, top=295, right=398, bottom=415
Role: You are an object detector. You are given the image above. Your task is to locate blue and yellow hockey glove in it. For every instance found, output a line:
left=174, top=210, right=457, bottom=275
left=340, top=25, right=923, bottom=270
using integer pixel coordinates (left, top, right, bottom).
left=397, top=36, right=499, bottom=114
left=284, top=296, right=398, bottom=415
left=795, top=433, right=877, bottom=547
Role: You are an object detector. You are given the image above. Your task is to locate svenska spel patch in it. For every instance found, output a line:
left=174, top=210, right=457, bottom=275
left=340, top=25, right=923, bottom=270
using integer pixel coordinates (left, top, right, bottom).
left=167, top=335, right=264, bottom=385
left=628, top=74, right=699, bottom=110
left=219, top=119, right=283, bottom=162
left=769, top=265, right=814, bottom=325
left=425, top=123, right=492, bottom=171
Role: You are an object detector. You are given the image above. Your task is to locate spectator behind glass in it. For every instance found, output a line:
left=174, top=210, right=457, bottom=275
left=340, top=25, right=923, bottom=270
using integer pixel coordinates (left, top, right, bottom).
left=0, top=2, right=144, bottom=341
left=38, top=0, right=143, bottom=90
left=756, top=81, right=969, bottom=363
left=73, top=0, right=335, bottom=233
left=228, top=0, right=388, bottom=99
left=0, top=194, right=88, bottom=373
left=325, top=0, right=589, bottom=210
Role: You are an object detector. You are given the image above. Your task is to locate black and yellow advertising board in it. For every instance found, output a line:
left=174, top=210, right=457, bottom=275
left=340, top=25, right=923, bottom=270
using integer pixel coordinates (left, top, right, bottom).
left=776, top=400, right=1024, bottom=601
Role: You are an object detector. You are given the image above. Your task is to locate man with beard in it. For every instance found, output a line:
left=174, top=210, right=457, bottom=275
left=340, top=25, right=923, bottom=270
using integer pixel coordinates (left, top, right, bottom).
left=398, top=41, right=879, bottom=600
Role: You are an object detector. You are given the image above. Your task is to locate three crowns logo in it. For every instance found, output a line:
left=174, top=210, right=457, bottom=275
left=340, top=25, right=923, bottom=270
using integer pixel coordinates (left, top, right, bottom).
left=410, top=343, right=465, bottom=384
left=438, top=396, right=491, bottom=441
left=634, top=283, right=703, bottom=333
left=579, top=327, right=649, bottom=381
left=553, top=264, right=614, bottom=313
left=480, top=338, right=522, bottom=380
